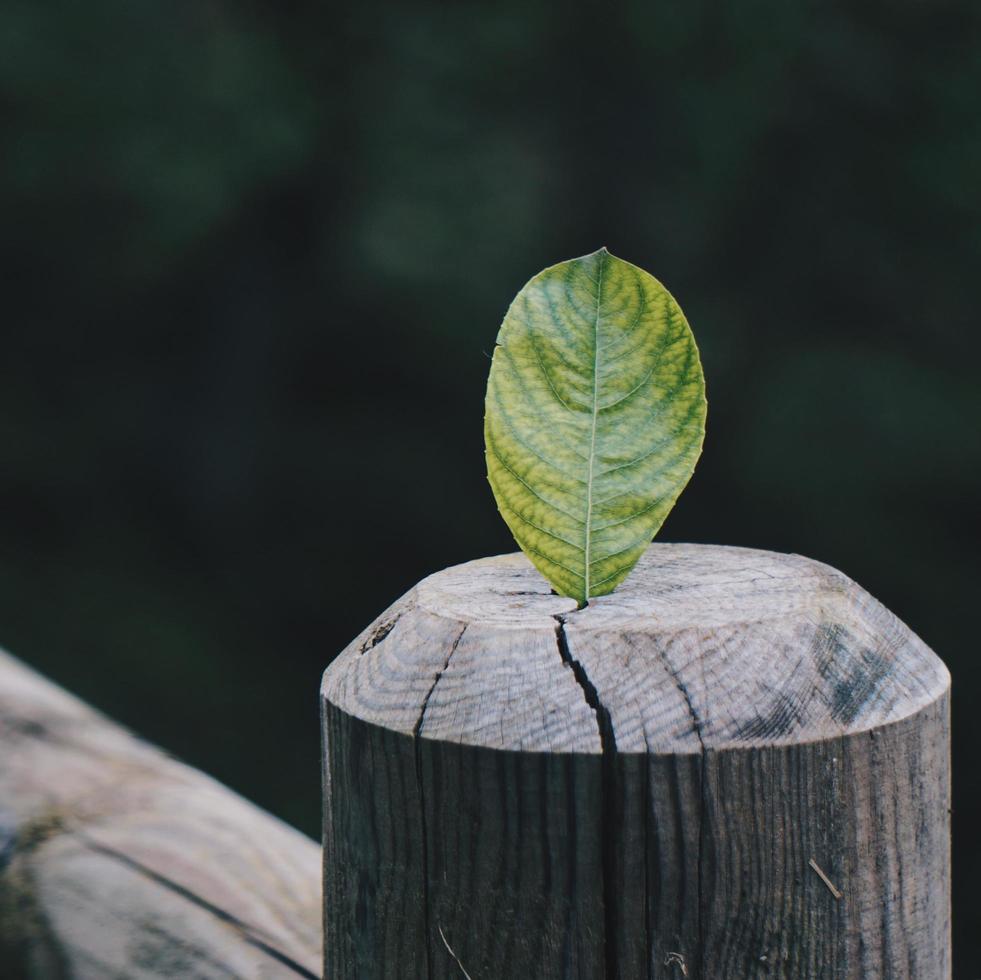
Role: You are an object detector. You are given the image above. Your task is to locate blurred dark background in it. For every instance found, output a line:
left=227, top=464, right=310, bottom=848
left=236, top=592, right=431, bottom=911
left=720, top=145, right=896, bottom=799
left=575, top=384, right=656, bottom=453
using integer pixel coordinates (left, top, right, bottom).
left=2, top=0, right=978, bottom=970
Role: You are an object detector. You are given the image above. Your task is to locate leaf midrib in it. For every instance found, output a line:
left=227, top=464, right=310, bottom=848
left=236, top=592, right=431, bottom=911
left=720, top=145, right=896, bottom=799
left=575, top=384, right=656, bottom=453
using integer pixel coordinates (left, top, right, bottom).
left=582, top=251, right=606, bottom=602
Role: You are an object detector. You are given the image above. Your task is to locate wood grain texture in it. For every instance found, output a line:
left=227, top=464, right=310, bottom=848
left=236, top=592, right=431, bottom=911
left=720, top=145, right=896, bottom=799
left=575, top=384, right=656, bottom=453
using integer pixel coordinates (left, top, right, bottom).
left=0, top=649, right=321, bottom=979
left=322, top=543, right=951, bottom=979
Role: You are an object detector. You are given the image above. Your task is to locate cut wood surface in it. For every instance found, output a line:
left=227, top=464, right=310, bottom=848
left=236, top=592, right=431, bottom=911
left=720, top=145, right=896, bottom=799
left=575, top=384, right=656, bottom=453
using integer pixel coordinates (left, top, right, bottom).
left=0, top=649, right=321, bottom=979
left=323, top=543, right=951, bottom=979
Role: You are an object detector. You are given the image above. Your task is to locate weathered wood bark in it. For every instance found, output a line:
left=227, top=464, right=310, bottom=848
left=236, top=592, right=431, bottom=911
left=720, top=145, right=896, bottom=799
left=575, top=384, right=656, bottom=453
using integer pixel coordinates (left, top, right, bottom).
left=0, top=650, right=321, bottom=979
left=322, top=543, right=951, bottom=979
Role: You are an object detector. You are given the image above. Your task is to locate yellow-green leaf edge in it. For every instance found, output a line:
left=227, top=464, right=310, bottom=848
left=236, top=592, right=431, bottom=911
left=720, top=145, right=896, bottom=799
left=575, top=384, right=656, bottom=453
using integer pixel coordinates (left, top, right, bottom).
left=484, top=248, right=707, bottom=606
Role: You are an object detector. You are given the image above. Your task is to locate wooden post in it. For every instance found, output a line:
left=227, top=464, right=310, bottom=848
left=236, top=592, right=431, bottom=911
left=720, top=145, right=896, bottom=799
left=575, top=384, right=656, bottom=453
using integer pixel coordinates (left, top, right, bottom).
left=0, top=649, right=321, bottom=978
left=322, top=543, right=951, bottom=979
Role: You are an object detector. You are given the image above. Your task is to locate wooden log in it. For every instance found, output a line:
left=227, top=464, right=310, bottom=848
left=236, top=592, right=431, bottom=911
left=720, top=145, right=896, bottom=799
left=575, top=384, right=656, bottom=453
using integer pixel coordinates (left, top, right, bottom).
left=321, top=543, right=951, bottom=979
left=0, top=649, right=321, bottom=979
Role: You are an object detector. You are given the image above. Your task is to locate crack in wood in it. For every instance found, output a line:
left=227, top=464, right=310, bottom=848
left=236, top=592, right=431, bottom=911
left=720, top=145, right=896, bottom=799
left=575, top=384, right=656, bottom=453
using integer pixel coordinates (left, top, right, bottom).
left=413, top=626, right=468, bottom=742
left=359, top=614, right=401, bottom=655
left=414, top=625, right=468, bottom=980
left=658, top=649, right=706, bottom=978
left=77, top=837, right=318, bottom=979
left=554, top=615, right=619, bottom=980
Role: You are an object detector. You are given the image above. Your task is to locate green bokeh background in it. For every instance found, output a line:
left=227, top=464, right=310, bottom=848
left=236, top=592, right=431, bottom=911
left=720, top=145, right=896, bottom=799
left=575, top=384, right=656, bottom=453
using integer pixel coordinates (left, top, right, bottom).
left=2, top=0, right=978, bottom=968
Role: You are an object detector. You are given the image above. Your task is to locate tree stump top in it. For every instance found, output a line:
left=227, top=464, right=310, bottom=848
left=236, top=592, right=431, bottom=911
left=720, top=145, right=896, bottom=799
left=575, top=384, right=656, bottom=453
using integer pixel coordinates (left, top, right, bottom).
left=322, top=543, right=948, bottom=754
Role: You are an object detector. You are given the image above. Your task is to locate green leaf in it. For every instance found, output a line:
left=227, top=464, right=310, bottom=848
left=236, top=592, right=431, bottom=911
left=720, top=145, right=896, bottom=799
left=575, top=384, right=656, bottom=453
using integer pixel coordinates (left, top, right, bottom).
left=484, top=248, right=706, bottom=605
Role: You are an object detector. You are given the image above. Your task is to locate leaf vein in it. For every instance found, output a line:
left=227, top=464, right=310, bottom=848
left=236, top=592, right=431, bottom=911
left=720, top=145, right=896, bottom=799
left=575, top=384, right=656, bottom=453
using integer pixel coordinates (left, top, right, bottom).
left=486, top=440, right=587, bottom=527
